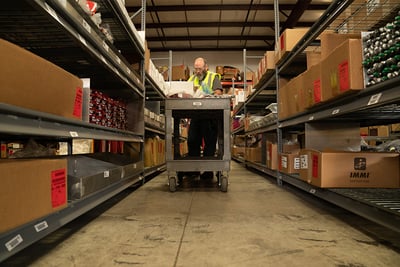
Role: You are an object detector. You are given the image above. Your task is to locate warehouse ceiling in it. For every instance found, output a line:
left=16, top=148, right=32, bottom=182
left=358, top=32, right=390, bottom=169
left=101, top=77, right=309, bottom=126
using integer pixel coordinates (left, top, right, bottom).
left=125, top=0, right=331, bottom=52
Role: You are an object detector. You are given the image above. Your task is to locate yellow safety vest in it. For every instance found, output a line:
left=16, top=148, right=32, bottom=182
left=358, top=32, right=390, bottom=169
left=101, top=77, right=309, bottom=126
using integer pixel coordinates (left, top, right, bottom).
left=188, top=71, right=220, bottom=95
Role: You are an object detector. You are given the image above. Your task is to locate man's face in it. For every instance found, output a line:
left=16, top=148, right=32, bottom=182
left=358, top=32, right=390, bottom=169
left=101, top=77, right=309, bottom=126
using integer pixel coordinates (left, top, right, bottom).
left=194, top=60, right=207, bottom=80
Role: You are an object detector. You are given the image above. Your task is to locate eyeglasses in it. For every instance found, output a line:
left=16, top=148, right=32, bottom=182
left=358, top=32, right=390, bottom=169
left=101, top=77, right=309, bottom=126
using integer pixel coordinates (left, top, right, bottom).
left=194, top=67, right=205, bottom=71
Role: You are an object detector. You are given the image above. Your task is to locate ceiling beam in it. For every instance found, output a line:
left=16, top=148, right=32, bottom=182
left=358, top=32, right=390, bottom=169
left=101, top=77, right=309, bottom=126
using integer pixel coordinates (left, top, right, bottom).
left=281, top=0, right=312, bottom=30
left=145, top=21, right=314, bottom=28
left=125, top=4, right=330, bottom=12
left=146, top=35, right=275, bottom=42
left=149, top=46, right=273, bottom=52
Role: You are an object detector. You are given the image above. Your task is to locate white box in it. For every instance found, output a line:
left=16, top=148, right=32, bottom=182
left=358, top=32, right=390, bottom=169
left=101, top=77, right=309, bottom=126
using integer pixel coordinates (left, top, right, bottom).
left=165, top=81, right=194, bottom=97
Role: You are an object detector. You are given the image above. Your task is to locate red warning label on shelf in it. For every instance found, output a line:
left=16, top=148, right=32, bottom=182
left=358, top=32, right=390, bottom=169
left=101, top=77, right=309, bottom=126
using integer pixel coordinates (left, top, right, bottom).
left=51, top=168, right=67, bottom=208
left=73, top=86, right=83, bottom=118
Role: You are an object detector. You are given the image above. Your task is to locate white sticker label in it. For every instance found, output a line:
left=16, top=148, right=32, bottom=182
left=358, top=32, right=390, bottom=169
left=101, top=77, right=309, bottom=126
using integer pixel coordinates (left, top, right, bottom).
left=34, top=221, right=49, bottom=232
left=309, top=188, right=316, bottom=194
left=368, top=93, right=382, bottom=106
left=332, top=109, right=340, bottom=115
left=308, top=115, right=314, bottom=121
left=300, top=155, right=308, bottom=169
left=193, top=102, right=202, bottom=106
left=69, top=131, right=79, bottom=137
left=104, top=171, right=110, bottom=178
left=5, top=234, right=23, bottom=252
left=293, top=157, right=300, bottom=170
left=281, top=156, right=288, bottom=168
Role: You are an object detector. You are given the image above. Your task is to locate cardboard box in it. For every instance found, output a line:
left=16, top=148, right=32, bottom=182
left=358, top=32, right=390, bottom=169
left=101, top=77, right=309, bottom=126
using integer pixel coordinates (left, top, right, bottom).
left=278, top=82, right=290, bottom=120
left=216, top=66, right=224, bottom=75
left=306, top=49, right=321, bottom=69
left=245, top=147, right=262, bottom=163
left=144, top=137, right=154, bottom=167
left=321, top=39, right=364, bottom=102
left=0, top=39, right=83, bottom=120
left=279, top=153, right=300, bottom=174
left=0, top=158, right=67, bottom=233
left=266, top=141, right=278, bottom=170
left=282, top=74, right=303, bottom=118
left=282, top=142, right=301, bottom=154
left=299, top=149, right=313, bottom=182
left=391, top=123, right=400, bottom=133
left=172, top=65, right=190, bottom=81
left=264, top=51, right=276, bottom=71
left=301, top=62, right=322, bottom=108
left=232, top=146, right=245, bottom=157
left=277, top=28, right=310, bottom=63
left=300, top=149, right=400, bottom=188
left=360, top=127, right=369, bottom=136
left=369, top=126, right=390, bottom=137
left=319, top=32, right=361, bottom=60
left=291, top=74, right=305, bottom=115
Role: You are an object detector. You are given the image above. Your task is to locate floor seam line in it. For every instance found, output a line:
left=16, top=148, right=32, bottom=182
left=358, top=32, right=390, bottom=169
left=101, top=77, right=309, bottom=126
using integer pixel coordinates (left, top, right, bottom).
left=173, top=191, right=194, bottom=267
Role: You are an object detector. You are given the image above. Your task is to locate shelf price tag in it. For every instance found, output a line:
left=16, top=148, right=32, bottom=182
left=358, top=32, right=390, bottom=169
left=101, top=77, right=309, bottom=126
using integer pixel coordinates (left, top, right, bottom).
left=34, top=221, right=49, bottom=232
left=104, top=170, right=110, bottom=178
left=69, top=131, right=79, bottom=137
left=5, top=234, right=23, bottom=252
left=309, top=115, right=314, bottom=121
left=367, top=93, right=382, bottom=106
left=82, top=19, right=91, bottom=33
left=332, top=109, right=340, bottom=115
left=102, top=41, right=109, bottom=52
left=309, top=188, right=316, bottom=194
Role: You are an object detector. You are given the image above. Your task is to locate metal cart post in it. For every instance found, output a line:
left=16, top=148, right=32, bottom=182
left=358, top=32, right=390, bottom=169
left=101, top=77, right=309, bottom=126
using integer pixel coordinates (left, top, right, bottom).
left=165, top=97, right=231, bottom=192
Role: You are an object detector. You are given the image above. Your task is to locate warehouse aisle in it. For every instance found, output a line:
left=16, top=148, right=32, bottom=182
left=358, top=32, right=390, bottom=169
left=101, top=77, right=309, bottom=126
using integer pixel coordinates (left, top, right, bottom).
left=4, top=161, right=400, bottom=266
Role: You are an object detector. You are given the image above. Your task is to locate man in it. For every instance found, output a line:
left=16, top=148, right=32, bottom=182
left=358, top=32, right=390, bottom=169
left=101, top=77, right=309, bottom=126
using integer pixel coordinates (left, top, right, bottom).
left=187, top=57, right=223, bottom=179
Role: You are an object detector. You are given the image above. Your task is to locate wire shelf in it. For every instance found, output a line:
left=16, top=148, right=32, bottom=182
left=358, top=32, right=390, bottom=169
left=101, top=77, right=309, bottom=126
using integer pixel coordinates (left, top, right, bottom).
left=328, top=0, right=400, bottom=33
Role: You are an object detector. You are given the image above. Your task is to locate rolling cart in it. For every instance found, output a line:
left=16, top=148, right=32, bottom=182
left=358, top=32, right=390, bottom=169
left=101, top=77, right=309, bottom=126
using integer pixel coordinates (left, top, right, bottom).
left=165, top=97, right=231, bottom=192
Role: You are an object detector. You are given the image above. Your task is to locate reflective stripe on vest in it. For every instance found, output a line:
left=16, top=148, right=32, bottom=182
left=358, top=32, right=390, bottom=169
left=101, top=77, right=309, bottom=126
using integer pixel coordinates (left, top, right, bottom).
left=189, top=71, right=218, bottom=94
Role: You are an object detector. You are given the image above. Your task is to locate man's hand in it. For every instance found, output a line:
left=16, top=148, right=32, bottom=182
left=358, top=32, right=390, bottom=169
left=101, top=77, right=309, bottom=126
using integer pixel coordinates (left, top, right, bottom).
left=214, top=89, right=223, bottom=95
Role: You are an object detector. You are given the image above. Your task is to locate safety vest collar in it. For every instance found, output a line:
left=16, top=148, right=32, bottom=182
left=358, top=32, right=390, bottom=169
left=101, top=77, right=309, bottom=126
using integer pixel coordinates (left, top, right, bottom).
left=189, top=71, right=217, bottom=94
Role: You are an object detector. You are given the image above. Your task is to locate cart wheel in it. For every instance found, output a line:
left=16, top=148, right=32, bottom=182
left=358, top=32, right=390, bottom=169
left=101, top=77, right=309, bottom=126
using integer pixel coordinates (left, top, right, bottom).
left=220, top=176, right=228, bottom=192
left=169, top=177, right=177, bottom=192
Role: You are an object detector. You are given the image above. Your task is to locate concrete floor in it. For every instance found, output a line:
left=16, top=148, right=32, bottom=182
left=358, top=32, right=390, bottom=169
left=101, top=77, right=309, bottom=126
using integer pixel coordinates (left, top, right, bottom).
left=4, top=161, right=400, bottom=266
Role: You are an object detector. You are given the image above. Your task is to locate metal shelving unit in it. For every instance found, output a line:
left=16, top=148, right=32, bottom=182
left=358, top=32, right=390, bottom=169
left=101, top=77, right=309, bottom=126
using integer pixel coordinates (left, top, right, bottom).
left=0, top=0, right=148, bottom=261
left=233, top=0, right=400, bottom=233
